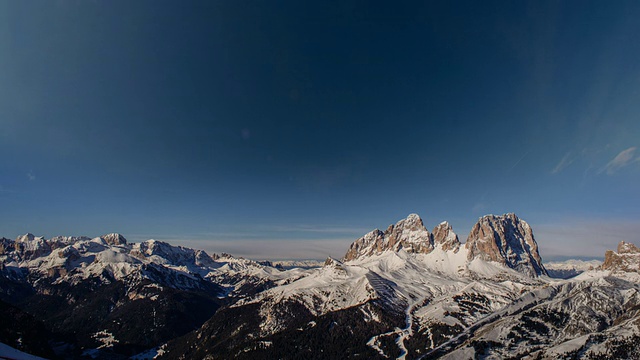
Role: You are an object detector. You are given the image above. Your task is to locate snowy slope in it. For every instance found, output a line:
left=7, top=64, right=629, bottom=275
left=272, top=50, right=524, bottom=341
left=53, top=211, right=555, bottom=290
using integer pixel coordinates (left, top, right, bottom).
left=0, top=342, right=46, bottom=360
left=0, top=233, right=290, bottom=359
left=434, top=271, right=640, bottom=359
left=184, top=213, right=550, bottom=355
left=158, top=214, right=640, bottom=360
left=4, top=214, right=640, bottom=360
left=225, top=243, right=546, bottom=358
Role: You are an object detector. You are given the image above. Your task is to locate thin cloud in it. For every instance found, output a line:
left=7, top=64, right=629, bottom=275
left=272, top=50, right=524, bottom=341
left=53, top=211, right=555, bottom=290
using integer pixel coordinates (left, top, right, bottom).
left=471, top=191, right=489, bottom=214
left=509, top=150, right=531, bottom=171
left=600, top=147, right=637, bottom=175
left=551, top=151, right=575, bottom=174
left=0, top=185, right=16, bottom=194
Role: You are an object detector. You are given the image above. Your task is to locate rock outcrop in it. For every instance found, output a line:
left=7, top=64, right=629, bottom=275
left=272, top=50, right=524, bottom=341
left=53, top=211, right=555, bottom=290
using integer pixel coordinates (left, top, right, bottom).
left=343, top=214, right=433, bottom=261
left=432, top=221, right=461, bottom=252
left=385, top=214, right=434, bottom=254
left=465, top=213, right=547, bottom=277
left=13, top=233, right=51, bottom=260
left=344, top=213, right=547, bottom=277
left=101, top=233, right=127, bottom=246
left=601, top=241, right=640, bottom=272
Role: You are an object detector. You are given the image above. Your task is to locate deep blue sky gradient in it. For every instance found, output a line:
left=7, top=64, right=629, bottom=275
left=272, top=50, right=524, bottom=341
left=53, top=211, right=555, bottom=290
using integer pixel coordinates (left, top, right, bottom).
left=1, top=1, right=639, bottom=259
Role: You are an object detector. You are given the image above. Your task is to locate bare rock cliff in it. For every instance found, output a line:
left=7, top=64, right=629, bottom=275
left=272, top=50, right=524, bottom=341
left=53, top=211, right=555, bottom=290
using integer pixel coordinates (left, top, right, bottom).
left=601, top=241, right=640, bottom=272
left=432, top=221, right=461, bottom=252
left=465, top=213, right=547, bottom=277
left=343, top=214, right=433, bottom=261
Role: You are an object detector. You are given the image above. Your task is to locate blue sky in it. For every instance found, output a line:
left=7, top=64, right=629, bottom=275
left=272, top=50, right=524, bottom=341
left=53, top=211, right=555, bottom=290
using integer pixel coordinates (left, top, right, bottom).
left=1, top=1, right=639, bottom=260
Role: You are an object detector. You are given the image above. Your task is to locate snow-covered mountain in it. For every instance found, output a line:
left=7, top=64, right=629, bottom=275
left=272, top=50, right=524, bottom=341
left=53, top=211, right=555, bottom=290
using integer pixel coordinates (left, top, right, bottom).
left=0, top=233, right=291, bottom=359
left=545, top=259, right=601, bottom=279
left=158, top=213, right=640, bottom=360
left=0, top=233, right=291, bottom=296
left=601, top=240, right=640, bottom=273
left=2, top=213, right=640, bottom=360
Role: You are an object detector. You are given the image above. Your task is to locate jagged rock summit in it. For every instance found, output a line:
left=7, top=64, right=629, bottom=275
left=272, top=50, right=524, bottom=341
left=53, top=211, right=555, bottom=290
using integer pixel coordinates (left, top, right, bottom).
left=601, top=241, right=640, bottom=273
left=432, top=221, right=461, bottom=252
left=343, top=213, right=435, bottom=261
left=344, top=213, right=547, bottom=277
left=465, top=213, right=547, bottom=277
left=617, top=241, right=640, bottom=254
left=100, top=232, right=127, bottom=246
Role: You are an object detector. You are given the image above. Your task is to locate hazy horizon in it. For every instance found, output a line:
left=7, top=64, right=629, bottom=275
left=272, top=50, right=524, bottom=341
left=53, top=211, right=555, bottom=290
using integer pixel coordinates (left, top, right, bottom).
left=3, top=210, right=630, bottom=263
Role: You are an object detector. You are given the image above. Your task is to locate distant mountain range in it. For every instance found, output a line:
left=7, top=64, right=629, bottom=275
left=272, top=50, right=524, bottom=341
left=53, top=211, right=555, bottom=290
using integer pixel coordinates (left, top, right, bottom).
left=545, top=259, right=602, bottom=279
left=1, top=213, right=639, bottom=359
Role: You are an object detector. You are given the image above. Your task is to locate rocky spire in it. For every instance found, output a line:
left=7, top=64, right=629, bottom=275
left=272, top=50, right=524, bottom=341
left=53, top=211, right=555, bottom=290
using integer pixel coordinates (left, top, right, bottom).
left=617, top=241, right=640, bottom=254
left=432, top=221, right=460, bottom=252
left=385, top=214, right=433, bottom=254
left=465, top=213, right=547, bottom=277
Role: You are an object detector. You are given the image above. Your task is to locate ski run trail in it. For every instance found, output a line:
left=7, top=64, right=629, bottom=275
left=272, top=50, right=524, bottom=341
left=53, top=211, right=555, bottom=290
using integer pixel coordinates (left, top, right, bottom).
left=367, top=294, right=427, bottom=359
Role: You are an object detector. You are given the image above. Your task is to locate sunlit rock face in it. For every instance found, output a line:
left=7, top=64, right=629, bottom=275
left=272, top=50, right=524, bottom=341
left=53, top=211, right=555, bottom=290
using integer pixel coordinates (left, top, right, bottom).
left=432, top=221, right=461, bottom=252
left=343, top=214, right=433, bottom=261
left=601, top=241, right=640, bottom=273
left=465, top=213, right=547, bottom=277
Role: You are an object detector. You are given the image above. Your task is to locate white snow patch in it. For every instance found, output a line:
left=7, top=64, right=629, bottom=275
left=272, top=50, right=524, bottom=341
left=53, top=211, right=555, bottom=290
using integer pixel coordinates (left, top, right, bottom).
left=546, top=334, right=590, bottom=356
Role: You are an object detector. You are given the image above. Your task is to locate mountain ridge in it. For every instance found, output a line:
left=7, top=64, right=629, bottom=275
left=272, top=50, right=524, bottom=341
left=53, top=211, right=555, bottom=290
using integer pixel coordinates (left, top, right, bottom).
left=0, top=233, right=281, bottom=358
left=344, top=213, right=546, bottom=277
left=3, top=214, right=640, bottom=359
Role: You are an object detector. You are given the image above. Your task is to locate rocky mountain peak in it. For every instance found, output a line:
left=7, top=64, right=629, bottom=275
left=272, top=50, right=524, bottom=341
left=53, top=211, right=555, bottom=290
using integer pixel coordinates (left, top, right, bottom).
left=465, top=213, right=547, bottom=277
left=194, top=249, right=218, bottom=267
left=101, top=233, right=128, bottom=246
left=323, top=257, right=344, bottom=268
left=402, top=213, right=423, bottom=227
left=16, top=233, right=36, bottom=242
left=343, top=229, right=386, bottom=261
left=343, top=214, right=433, bottom=261
left=602, top=241, right=640, bottom=273
left=12, top=233, right=50, bottom=260
left=432, top=221, right=460, bottom=252
left=617, top=241, right=640, bottom=254
left=385, top=213, right=433, bottom=254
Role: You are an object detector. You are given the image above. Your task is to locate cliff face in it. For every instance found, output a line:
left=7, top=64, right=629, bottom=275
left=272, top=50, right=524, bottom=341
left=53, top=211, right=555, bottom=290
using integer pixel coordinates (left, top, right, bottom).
left=384, top=214, right=434, bottom=254
left=601, top=241, right=640, bottom=273
left=344, top=213, right=547, bottom=278
left=432, top=221, right=460, bottom=252
left=343, top=229, right=387, bottom=261
left=465, top=213, right=547, bottom=277
left=343, top=214, right=433, bottom=261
